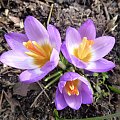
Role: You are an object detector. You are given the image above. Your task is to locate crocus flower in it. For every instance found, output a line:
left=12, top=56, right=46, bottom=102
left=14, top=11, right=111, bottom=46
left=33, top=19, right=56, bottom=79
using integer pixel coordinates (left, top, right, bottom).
left=55, top=72, right=93, bottom=110
left=0, top=16, right=61, bottom=83
left=61, top=19, right=115, bottom=72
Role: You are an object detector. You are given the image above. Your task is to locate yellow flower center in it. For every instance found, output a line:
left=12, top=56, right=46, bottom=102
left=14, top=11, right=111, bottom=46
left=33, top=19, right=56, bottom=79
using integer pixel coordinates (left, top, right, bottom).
left=23, top=40, right=52, bottom=68
left=73, top=37, right=94, bottom=62
left=65, top=79, right=80, bottom=96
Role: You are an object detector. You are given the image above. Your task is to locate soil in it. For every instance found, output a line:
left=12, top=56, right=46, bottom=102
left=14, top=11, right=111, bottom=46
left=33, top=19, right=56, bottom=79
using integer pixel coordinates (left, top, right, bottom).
left=0, top=0, right=120, bottom=120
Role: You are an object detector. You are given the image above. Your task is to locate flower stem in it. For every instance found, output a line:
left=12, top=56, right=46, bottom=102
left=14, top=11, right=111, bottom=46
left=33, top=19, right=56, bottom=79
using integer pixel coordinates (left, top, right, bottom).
left=44, top=74, right=62, bottom=89
left=44, top=71, right=62, bottom=82
left=58, top=61, right=66, bottom=70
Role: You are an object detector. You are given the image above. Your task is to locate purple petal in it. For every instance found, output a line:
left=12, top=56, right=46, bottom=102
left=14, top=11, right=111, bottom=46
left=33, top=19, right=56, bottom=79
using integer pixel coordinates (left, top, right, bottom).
left=24, top=16, right=49, bottom=44
left=76, top=74, right=93, bottom=92
left=66, top=27, right=82, bottom=53
left=70, top=55, right=87, bottom=69
left=85, top=58, right=115, bottom=72
left=60, top=72, right=81, bottom=82
left=60, top=72, right=91, bottom=87
left=5, top=32, right=28, bottom=52
left=91, top=36, right=115, bottom=61
left=81, top=82, right=93, bottom=104
left=63, top=89, right=82, bottom=110
left=47, top=24, right=61, bottom=52
left=55, top=88, right=67, bottom=110
left=19, top=61, right=55, bottom=83
left=78, top=19, right=96, bottom=40
left=49, top=48, right=59, bottom=64
left=0, top=50, right=37, bottom=69
left=61, top=42, right=72, bottom=63
left=61, top=42, right=86, bottom=69
left=19, top=48, right=59, bottom=83
left=58, top=81, right=66, bottom=93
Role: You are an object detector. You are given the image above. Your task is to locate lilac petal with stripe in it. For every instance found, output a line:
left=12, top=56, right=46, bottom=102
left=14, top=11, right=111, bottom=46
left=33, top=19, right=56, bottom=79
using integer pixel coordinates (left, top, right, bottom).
left=60, top=72, right=80, bottom=82
left=81, top=82, right=93, bottom=104
left=63, top=89, right=82, bottom=110
left=61, top=42, right=72, bottom=63
left=85, top=58, right=115, bottom=72
left=78, top=19, right=96, bottom=40
left=5, top=32, right=28, bottom=52
left=55, top=88, right=67, bottom=110
left=66, top=27, right=82, bottom=53
left=58, top=81, right=66, bottom=93
left=24, top=16, right=49, bottom=45
left=19, top=48, right=59, bottom=83
left=70, top=55, right=87, bottom=69
left=19, top=61, right=56, bottom=83
left=91, top=36, right=115, bottom=61
left=47, top=24, right=61, bottom=52
left=61, top=42, right=86, bottom=69
left=49, top=48, right=59, bottom=66
left=0, top=50, right=37, bottom=69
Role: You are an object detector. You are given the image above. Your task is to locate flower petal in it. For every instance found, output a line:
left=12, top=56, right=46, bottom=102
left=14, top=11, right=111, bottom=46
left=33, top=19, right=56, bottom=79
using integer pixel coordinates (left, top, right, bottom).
left=60, top=72, right=81, bottom=82
left=85, top=58, right=115, bottom=72
left=61, top=42, right=86, bottom=69
left=58, top=81, right=66, bottom=93
left=47, top=24, right=61, bottom=52
left=0, top=50, right=37, bottom=69
left=19, top=61, right=55, bottom=83
left=55, top=88, right=67, bottom=110
left=50, top=48, right=59, bottom=65
left=66, top=27, right=82, bottom=53
left=81, top=82, right=93, bottom=104
left=24, top=16, right=49, bottom=45
left=78, top=19, right=96, bottom=40
left=91, top=36, right=115, bottom=61
left=5, top=32, right=28, bottom=52
left=61, top=42, right=72, bottom=63
left=63, top=89, right=82, bottom=110
left=19, top=48, right=59, bottom=83
left=70, top=55, right=87, bottom=69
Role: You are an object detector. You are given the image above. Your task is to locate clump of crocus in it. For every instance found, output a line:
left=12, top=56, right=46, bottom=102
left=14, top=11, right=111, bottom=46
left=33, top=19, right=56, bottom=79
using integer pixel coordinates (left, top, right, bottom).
left=61, top=19, right=115, bottom=72
left=0, top=16, right=61, bottom=83
left=55, top=72, right=93, bottom=110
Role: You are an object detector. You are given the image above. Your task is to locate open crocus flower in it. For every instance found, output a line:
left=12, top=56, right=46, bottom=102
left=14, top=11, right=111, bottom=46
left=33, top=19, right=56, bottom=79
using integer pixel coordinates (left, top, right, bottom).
left=0, top=16, right=61, bottom=83
left=55, top=72, right=93, bottom=110
left=61, top=19, right=115, bottom=72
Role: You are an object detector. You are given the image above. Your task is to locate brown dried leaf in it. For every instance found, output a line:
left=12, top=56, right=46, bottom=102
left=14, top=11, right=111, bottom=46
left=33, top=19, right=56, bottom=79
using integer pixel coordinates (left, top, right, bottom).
left=106, top=15, right=118, bottom=32
left=13, top=82, right=30, bottom=97
left=28, top=83, right=40, bottom=91
left=13, top=82, right=40, bottom=97
left=9, top=16, right=20, bottom=24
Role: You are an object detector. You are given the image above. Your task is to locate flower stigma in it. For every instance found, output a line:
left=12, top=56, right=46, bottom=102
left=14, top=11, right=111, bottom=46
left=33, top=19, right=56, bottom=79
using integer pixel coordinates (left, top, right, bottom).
left=73, top=37, right=94, bottom=62
left=23, top=40, right=52, bottom=67
left=65, top=79, right=80, bottom=96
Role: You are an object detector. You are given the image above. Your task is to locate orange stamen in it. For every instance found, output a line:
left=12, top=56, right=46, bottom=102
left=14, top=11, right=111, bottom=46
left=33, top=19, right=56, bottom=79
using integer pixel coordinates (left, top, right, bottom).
left=23, top=40, right=52, bottom=68
left=65, top=79, right=80, bottom=96
left=74, top=37, right=94, bottom=62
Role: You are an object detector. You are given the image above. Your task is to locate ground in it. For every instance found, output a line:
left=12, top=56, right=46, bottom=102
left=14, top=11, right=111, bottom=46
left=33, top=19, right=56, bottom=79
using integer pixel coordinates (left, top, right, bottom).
left=0, top=0, right=120, bottom=120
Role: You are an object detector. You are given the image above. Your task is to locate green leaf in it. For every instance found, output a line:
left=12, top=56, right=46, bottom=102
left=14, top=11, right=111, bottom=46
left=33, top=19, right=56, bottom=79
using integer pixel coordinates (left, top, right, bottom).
left=44, top=71, right=62, bottom=81
left=108, top=85, right=120, bottom=94
left=44, top=75, right=62, bottom=89
left=59, top=53, right=68, bottom=65
left=53, top=109, right=60, bottom=120
left=93, top=73, right=99, bottom=77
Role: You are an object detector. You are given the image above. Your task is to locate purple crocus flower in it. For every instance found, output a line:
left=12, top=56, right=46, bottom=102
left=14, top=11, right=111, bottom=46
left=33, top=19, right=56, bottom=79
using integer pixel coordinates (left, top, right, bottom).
left=55, top=72, right=93, bottom=110
left=61, top=19, right=115, bottom=72
left=0, top=16, right=61, bottom=83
